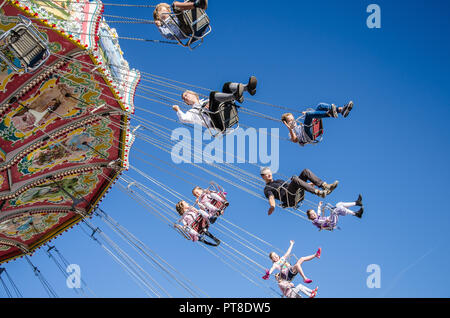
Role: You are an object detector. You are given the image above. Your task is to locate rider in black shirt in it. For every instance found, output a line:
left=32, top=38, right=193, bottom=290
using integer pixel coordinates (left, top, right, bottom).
left=261, top=167, right=338, bottom=215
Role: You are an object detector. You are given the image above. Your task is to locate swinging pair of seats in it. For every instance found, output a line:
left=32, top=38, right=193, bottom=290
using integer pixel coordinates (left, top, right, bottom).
left=0, top=15, right=50, bottom=74
left=174, top=182, right=228, bottom=247
left=295, top=108, right=325, bottom=144
left=163, top=4, right=211, bottom=50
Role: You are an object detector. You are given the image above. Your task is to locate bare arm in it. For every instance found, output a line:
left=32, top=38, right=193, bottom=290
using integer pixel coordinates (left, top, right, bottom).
left=283, top=120, right=298, bottom=143
left=283, top=240, right=294, bottom=259
left=267, top=195, right=276, bottom=215
left=268, top=262, right=278, bottom=275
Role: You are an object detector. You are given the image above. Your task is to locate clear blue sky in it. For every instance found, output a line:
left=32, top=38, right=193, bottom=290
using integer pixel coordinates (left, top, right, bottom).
left=2, top=0, right=450, bottom=298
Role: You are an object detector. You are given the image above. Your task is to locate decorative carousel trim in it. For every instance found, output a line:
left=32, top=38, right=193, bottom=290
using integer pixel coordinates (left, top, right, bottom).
left=0, top=163, right=106, bottom=201
left=0, top=237, right=29, bottom=253
left=0, top=114, right=104, bottom=171
left=0, top=206, right=75, bottom=224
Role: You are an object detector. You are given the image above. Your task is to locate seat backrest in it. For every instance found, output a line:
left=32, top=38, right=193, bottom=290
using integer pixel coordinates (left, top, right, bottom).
left=294, top=189, right=305, bottom=206
left=211, top=199, right=226, bottom=210
left=311, top=118, right=324, bottom=140
left=183, top=8, right=210, bottom=36
left=206, top=101, right=239, bottom=134
left=191, top=215, right=208, bottom=234
left=219, top=102, right=239, bottom=130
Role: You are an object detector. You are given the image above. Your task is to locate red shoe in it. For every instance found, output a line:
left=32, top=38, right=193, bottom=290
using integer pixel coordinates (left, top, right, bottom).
left=304, top=278, right=313, bottom=284
left=316, top=247, right=322, bottom=259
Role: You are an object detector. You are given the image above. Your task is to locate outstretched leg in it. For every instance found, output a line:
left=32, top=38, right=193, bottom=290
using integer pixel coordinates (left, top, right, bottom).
left=173, top=1, right=194, bottom=11
left=211, top=85, right=244, bottom=105
left=222, top=76, right=258, bottom=96
left=299, top=169, right=324, bottom=188
left=291, top=249, right=321, bottom=283
left=293, top=284, right=314, bottom=297
left=335, top=202, right=357, bottom=215
left=299, top=169, right=338, bottom=195
left=303, top=103, right=335, bottom=126
left=173, top=0, right=207, bottom=11
left=336, top=200, right=364, bottom=218
left=288, top=176, right=316, bottom=194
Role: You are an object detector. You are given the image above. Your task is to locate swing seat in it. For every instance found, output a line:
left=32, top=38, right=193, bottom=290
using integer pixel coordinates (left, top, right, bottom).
left=202, top=101, right=240, bottom=137
left=205, top=182, right=228, bottom=216
left=174, top=224, right=192, bottom=240
left=277, top=178, right=305, bottom=209
left=311, top=118, right=324, bottom=142
left=281, top=188, right=305, bottom=209
left=0, top=15, right=50, bottom=74
left=175, top=215, right=220, bottom=247
left=295, top=108, right=325, bottom=144
left=319, top=204, right=341, bottom=232
left=190, top=215, right=209, bottom=234
left=165, top=4, right=211, bottom=50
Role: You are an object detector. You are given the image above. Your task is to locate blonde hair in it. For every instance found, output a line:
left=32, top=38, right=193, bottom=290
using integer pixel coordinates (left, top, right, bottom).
left=281, top=113, right=293, bottom=123
left=175, top=201, right=185, bottom=215
left=192, top=186, right=202, bottom=195
left=182, top=90, right=199, bottom=100
left=153, top=3, right=171, bottom=26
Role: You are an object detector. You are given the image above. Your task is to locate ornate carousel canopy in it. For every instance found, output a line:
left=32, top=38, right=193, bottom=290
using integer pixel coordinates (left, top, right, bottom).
left=0, top=0, right=140, bottom=263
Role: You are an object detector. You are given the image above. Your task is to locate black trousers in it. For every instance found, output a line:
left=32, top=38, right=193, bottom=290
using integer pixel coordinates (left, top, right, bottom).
left=284, top=169, right=324, bottom=206
left=208, top=91, right=239, bottom=132
left=172, top=3, right=193, bottom=36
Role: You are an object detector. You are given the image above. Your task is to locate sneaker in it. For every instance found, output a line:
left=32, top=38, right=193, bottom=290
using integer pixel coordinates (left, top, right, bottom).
left=315, top=247, right=322, bottom=259
left=330, top=104, right=338, bottom=118
left=304, top=278, right=313, bottom=284
left=322, top=181, right=339, bottom=194
left=234, top=83, right=244, bottom=103
left=355, top=207, right=364, bottom=219
left=247, top=76, right=258, bottom=96
left=355, top=194, right=363, bottom=207
left=342, top=101, right=354, bottom=118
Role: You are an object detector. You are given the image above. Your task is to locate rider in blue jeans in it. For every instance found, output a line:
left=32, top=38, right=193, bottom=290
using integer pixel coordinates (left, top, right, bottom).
left=282, top=101, right=354, bottom=146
